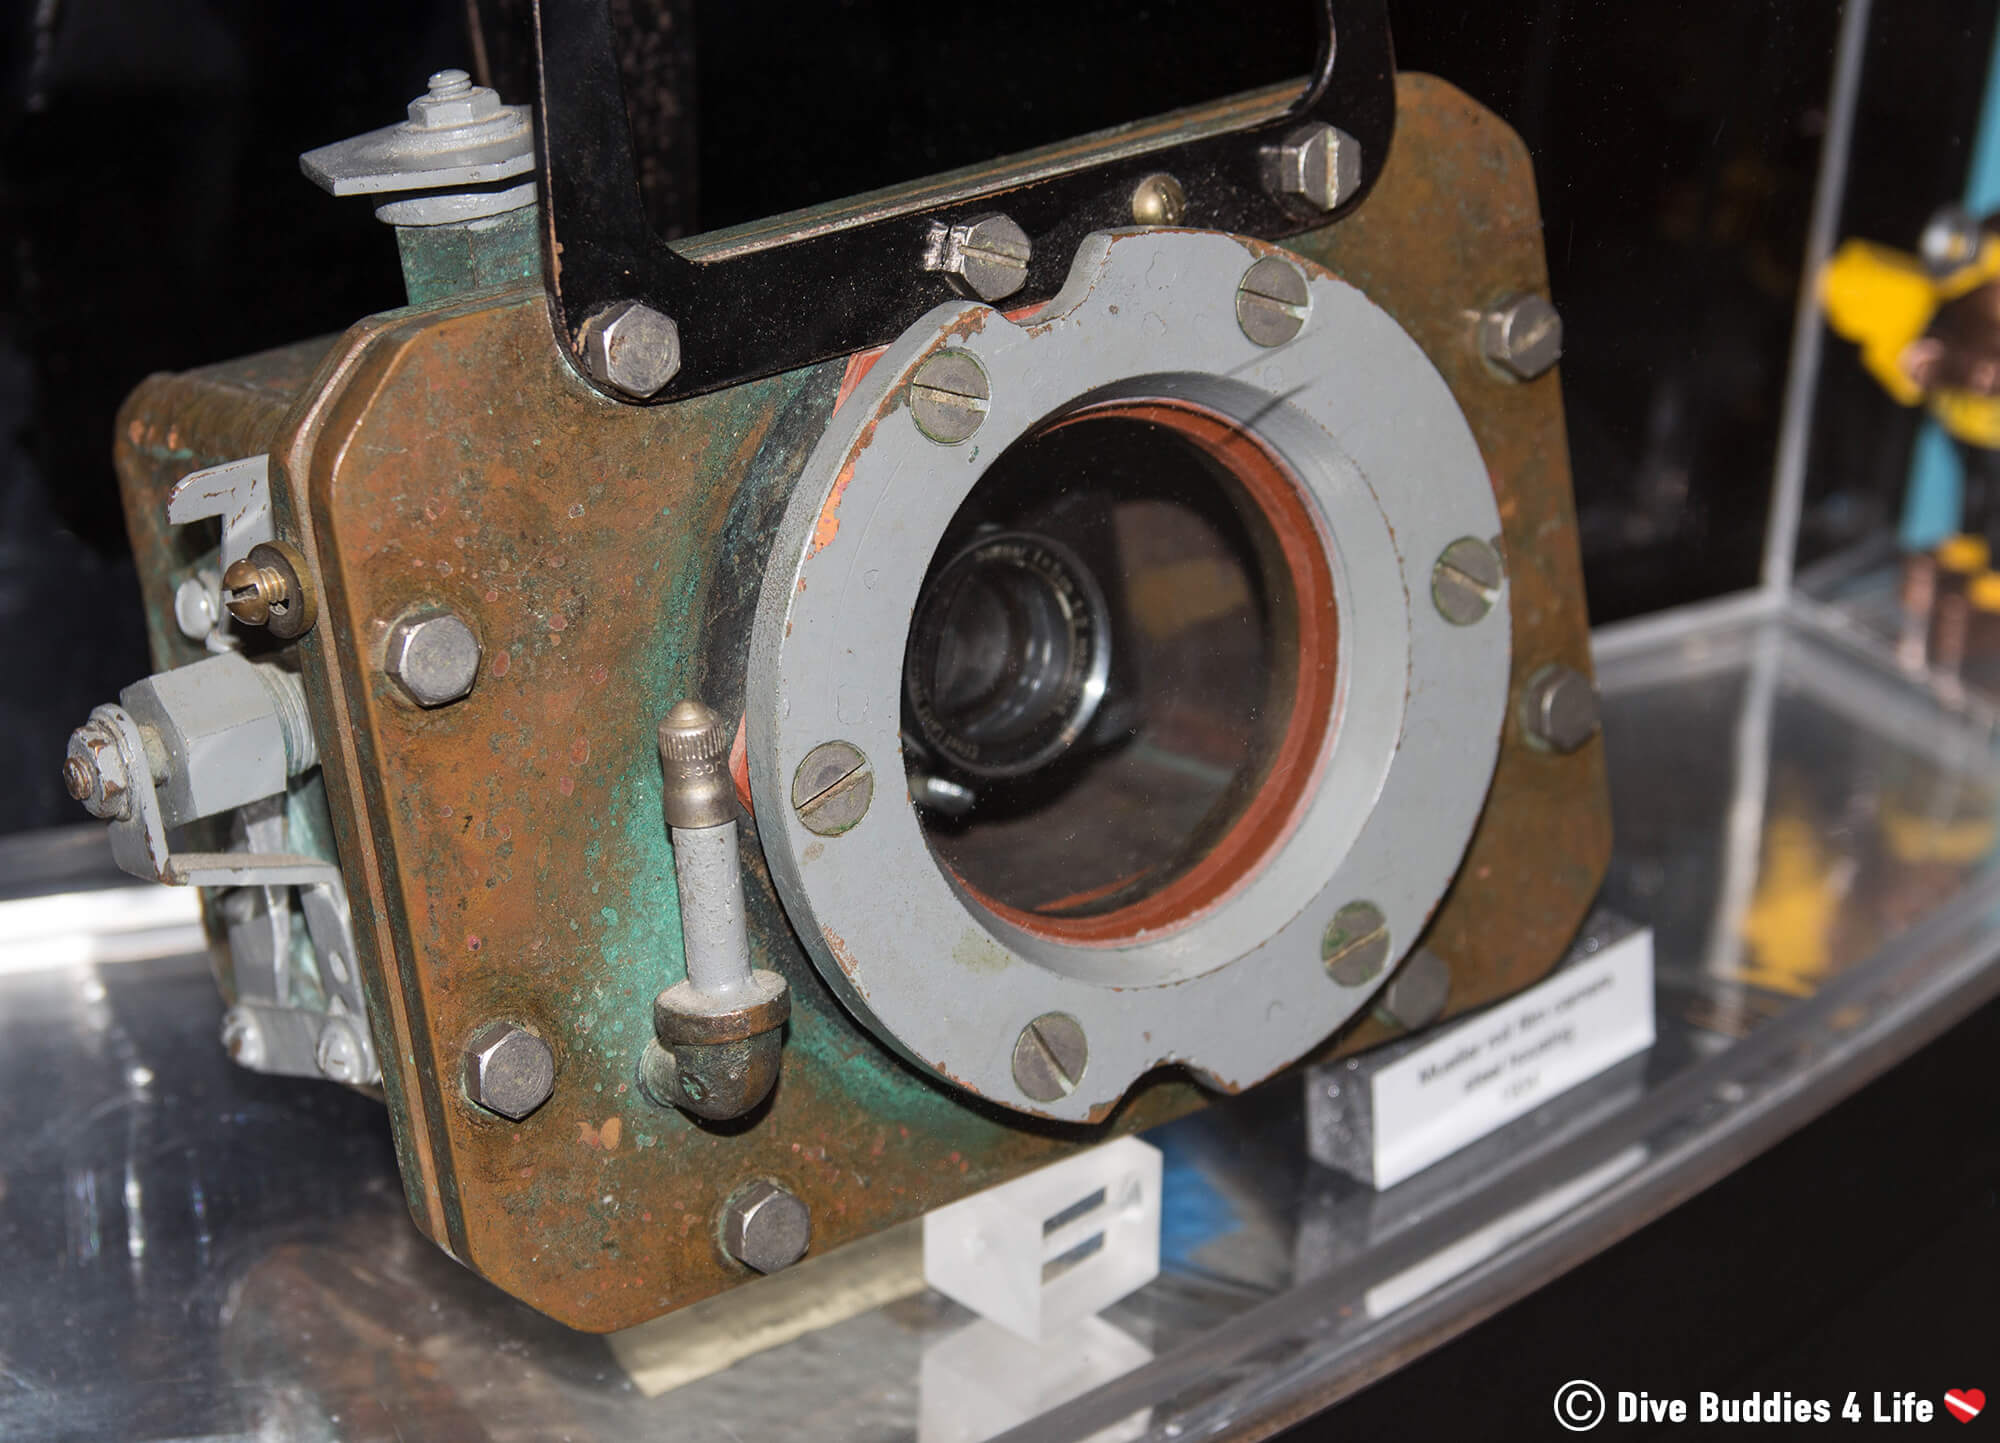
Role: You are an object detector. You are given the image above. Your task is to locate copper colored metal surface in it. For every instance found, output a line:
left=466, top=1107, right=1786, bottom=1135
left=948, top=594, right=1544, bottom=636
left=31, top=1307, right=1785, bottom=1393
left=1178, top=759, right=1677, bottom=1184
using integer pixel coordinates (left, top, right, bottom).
left=107, top=74, right=1608, bottom=1332
left=1282, top=73, right=1613, bottom=1057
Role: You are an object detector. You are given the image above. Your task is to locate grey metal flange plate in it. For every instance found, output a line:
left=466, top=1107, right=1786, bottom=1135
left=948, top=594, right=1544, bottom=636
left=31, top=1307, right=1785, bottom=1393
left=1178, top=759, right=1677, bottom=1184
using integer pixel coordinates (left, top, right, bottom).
left=747, top=228, right=1509, bottom=1121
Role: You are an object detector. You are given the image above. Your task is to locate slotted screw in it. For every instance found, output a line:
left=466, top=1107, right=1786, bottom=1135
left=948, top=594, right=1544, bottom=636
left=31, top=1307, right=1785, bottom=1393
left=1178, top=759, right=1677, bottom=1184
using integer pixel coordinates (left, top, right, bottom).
left=1236, top=256, right=1311, bottom=347
left=1432, top=538, right=1504, bottom=625
left=1012, top=1012, right=1088, bottom=1102
left=792, top=741, right=874, bottom=836
left=908, top=351, right=991, bottom=445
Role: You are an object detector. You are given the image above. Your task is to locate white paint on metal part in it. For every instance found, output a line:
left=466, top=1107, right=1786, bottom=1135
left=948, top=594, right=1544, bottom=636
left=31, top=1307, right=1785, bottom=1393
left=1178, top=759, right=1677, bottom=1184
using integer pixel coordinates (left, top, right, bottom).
left=746, top=228, right=1509, bottom=1120
left=166, top=454, right=273, bottom=569
left=672, top=821, right=754, bottom=996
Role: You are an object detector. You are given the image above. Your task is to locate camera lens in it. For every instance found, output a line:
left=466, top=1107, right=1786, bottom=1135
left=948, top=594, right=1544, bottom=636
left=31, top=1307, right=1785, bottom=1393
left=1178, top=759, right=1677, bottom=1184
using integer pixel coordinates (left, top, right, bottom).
left=904, top=401, right=1338, bottom=945
left=905, top=531, right=1111, bottom=778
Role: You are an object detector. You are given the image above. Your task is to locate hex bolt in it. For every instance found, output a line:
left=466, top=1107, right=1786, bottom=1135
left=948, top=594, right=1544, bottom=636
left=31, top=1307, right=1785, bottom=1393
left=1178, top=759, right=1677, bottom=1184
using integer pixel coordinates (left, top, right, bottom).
left=722, top=1179, right=812, bottom=1274
left=425, top=67, right=472, bottom=101
left=791, top=741, right=874, bottom=836
left=1130, top=172, right=1187, bottom=226
left=578, top=299, right=683, bottom=398
left=1478, top=293, right=1563, bottom=380
left=220, top=1007, right=265, bottom=1069
left=908, top=350, right=991, bottom=445
left=62, top=757, right=94, bottom=803
left=385, top=608, right=482, bottom=708
left=463, top=1021, right=556, bottom=1120
left=927, top=213, right=1031, bottom=302
left=1236, top=256, right=1311, bottom=347
left=316, top=1019, right=365, bottom=1083
left=1322, top=901, right=1391, bottom=987
left=1012, top=1012, right=1087, bottom=1102
left=1377, top=948, right=1451, bottom=1030
left=1262, top=122, right=1362, bottom=213
left=1520, top=663, right=1601, bottom=753
left=1432, top=537, right=1504, bottom=626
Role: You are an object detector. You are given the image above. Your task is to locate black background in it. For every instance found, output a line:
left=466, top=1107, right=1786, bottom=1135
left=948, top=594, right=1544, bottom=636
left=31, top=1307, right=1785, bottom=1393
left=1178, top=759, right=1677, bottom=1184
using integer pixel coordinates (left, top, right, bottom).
left=3, top=0, right=1995, bottom=832
left=3, top=4, right=1998, bottom=1435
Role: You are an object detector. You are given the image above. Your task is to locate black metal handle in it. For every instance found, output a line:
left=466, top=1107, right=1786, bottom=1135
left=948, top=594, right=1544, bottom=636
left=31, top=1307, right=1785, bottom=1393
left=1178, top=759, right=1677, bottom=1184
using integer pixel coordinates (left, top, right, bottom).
left=529, top=0, right=1394, bottom=401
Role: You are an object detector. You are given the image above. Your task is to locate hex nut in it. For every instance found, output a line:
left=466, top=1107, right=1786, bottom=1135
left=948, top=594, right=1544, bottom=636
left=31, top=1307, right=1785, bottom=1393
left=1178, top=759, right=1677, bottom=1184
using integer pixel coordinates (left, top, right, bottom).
left=385, top=609, right=482, bottom=708
left=1262, top=122, right=1362, bottom=212
left=463, top=1021, right=555, bottom=1120
left=722, top=1179, right=811, bottom=1273
left=64, top=717, right=132, bottom=820
left=1478, top=294, right=1563, bottom=380
left=579, top=300, right=682, bottom=398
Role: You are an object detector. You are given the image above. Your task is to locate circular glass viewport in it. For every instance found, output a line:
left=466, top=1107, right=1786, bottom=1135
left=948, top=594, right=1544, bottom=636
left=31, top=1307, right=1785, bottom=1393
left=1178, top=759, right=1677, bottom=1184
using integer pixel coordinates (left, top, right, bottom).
left=901, top=401, right=1338, bottom=946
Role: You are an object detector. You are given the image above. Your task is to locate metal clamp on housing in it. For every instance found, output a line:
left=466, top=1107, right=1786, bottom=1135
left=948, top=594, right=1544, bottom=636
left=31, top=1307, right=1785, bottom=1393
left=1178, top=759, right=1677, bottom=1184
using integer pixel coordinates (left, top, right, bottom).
left=639, top=700, right=791, bottom=1120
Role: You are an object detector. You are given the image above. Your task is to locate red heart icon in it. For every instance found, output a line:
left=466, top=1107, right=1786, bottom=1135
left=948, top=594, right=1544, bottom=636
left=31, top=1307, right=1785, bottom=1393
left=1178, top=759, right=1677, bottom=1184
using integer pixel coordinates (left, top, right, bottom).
left=1946, top=1389, right=1984, bottom=1424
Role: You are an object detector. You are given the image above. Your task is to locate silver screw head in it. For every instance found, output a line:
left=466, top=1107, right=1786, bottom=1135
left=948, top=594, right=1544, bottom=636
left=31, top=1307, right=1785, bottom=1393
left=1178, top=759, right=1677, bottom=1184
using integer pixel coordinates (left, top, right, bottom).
left=723, top=1179, right=812, bottom=1273
left=792, top=741, right=874, bottom=836
left=1520, top=663, right=1601, bottom=753
left=927, top=213, right=1031, bottom=302
left=1478, top=293, right=1563, bottom=380
left=908, top=350, right=991, bottom=445
left=1236, top=256, right=1311, bottom=347
left=463, top=1021, right=556, bottom=1120
left=1432, top=537, right=1504, bottom=626
left=385, top=609, right=482, bottom=708
left=578, top=300, right=683, bottom=398
left=316, top=1019, right=365, bottom=1083
left=1323, top=901, right=1391, bottom=987
left=1262, top=122, right=1362, bottom=212
left=64, top=718, right=131, bottom=820
left=1130, top=172, right=1187, bottom=226
left=1012, top=1012, right=1087, bottom=1102
left=220, top=1007, right=265, bottom=1069
left=1378, top=949, right=1451, bottom=1030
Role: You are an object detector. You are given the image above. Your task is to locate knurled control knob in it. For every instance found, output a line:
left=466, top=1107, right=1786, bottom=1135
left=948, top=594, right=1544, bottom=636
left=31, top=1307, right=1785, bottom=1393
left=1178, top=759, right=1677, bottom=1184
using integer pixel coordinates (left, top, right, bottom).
left=657, top=699, right=736, bottom=830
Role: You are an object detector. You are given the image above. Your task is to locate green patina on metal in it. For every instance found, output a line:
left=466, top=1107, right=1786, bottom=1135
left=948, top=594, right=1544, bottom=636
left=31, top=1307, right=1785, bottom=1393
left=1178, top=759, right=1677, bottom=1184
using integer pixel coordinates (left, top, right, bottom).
left=103, top=76, right=1608, bottom=1331
left=394, top=209, right=541, bottom=308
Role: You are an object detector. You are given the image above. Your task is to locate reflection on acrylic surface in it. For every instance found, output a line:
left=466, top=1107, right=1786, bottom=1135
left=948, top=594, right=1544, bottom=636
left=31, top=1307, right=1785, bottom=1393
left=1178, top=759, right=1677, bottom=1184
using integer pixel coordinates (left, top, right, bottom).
left=919, top=1315, right=1152, bottom=1443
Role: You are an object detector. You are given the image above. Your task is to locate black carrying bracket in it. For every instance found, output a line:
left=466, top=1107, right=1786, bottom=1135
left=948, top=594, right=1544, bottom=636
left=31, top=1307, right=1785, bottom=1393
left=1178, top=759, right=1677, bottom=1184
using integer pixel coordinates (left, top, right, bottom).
left=529, top=0, right=1395, bottom=402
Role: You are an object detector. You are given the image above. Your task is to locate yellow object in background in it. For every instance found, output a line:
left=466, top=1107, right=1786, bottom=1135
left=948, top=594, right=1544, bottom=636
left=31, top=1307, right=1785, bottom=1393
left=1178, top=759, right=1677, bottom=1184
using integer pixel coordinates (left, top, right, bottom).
left=1820, top=235, right=2000, bottom=445
left=1737, top=814, right=1843, bottom=998
left=1938, top=533, right=1991, bottom=575
left=1822, top=240, right=1940, bottom=405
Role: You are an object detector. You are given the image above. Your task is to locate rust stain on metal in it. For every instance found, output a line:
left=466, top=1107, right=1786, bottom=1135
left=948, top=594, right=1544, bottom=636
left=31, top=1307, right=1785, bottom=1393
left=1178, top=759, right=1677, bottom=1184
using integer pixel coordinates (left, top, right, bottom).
left=810, top=410, right=883, bottom=557
left=111, top=74, right=1604, bottom=1334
